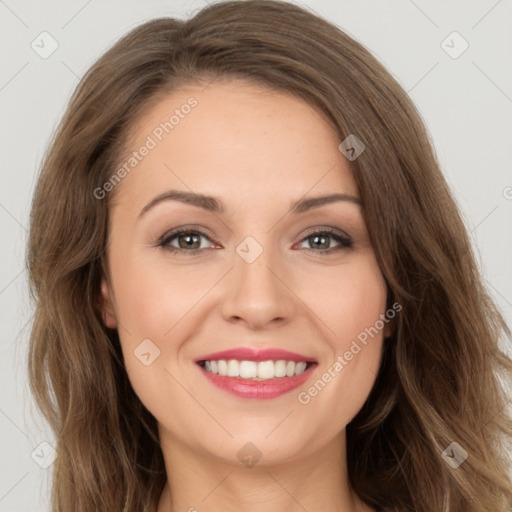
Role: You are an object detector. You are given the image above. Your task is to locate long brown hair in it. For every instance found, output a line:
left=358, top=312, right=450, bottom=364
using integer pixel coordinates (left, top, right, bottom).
left=27, top=1, right=512, bottom=510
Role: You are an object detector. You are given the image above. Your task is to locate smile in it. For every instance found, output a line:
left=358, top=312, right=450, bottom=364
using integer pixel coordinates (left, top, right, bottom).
left=194, top=347, right=318, bottom=399
left=199, top=359, right=312, bottom=380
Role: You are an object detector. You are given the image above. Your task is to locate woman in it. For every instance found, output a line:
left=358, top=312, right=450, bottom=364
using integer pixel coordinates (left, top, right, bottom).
left=27, top=1, right=512, bottom=511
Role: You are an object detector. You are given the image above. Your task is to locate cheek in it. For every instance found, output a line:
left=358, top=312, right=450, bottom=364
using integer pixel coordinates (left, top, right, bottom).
left=293, top=256, right=387, bottom=422
left=110, top=251, right=215, bottom=339
left=108, top=251, right=220, bottom=415
left=299, top=255, right=388, bottom=345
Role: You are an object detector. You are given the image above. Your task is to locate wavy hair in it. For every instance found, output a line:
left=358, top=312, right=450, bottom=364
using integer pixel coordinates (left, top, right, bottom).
left=27, top=1, right=512, bottom=510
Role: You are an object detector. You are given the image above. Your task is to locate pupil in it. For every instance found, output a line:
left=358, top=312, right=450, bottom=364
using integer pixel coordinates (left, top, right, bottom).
left=311, top=234, right=328, bottom=249
left=180, top=234, right=199, bottom=249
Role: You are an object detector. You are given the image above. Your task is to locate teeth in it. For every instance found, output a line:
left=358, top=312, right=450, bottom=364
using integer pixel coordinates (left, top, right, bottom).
left=274, top=360, right=287, bottom=377
left=295, top=362, right=307, bottom=374
left=201, top=359, right=311, bottom=380
left=258, top=360, right=275, bottom=379
left=227, top=359, right=239, bottom=377
left=239, top=360, right=258, bottom=378
left=218, top=360, right=227, bottom=376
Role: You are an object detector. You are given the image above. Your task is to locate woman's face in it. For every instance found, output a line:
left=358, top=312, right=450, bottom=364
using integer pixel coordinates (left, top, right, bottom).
left=101, top=79, right=390, bottom=466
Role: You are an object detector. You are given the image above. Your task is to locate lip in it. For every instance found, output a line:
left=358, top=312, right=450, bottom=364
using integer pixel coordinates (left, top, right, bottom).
left=194, top=347, right=317, bottom=364
left=194, top=347, right=318, bottom=400
left=197, top=362, right=317, bottom=399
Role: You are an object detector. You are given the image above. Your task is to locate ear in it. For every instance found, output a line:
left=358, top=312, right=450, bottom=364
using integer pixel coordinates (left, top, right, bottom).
left=99, top=277, right=117, bottom=329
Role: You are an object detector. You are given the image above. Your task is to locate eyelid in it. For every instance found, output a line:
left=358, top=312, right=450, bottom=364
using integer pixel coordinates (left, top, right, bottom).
left=299, top=226, right=351, bottom=240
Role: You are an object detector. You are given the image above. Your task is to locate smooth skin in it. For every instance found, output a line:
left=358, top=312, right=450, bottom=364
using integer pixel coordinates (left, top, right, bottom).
left=100, top=79, right=388, bottom=512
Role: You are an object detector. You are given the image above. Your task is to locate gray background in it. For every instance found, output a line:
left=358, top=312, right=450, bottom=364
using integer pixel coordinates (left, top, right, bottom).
left=1, top=1, right=511, bottom=510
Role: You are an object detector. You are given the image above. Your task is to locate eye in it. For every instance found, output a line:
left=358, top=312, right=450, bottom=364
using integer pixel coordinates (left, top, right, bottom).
left=157, top=227, right=216, bottom=255
left=295, top=228, right=352, bottom=254
left=156, top=226, right=352, bottom=256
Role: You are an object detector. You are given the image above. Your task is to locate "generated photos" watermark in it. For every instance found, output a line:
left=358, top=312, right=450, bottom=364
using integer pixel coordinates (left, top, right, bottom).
left=298, top=301, right=402, bottom=404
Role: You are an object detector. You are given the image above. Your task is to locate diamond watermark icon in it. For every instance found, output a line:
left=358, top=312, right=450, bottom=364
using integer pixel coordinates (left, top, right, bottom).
left=441, top=31, right=469, bottom=59
left=31, top=441, right=57, bottom=469
left=236, top=236, right=263, bottom=264
left=134, top=338, right=161, bottom=366
left=237, top=442, right=262, bottom=468
left=31, top=31, right=59, bottom=59
left=338, top=134, right=365, bottom=161
left=442, top=441, right=468, bottom=468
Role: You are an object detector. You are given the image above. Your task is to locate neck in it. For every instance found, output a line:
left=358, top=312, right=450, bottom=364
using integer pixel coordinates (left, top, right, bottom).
left=155, top=429, right=374, bottom=512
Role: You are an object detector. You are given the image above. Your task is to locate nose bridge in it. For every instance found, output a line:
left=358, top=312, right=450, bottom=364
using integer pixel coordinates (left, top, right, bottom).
left=219, top=234, right=295, bottom=328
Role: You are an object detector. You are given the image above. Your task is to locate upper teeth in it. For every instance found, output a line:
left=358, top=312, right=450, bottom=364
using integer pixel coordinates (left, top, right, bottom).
left=203, top=359, right=308, bottom=380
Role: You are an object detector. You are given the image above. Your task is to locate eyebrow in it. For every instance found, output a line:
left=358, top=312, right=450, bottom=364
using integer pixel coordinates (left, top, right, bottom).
left=138, top=190, right=361, bottom=219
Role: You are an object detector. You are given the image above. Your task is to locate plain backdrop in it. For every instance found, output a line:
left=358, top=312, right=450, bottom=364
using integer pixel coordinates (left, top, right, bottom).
left=1, top=1, right=511, bottom=510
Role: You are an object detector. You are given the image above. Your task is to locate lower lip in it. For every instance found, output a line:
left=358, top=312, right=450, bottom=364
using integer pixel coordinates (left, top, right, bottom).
left=198, top=364, right=317, bottom=399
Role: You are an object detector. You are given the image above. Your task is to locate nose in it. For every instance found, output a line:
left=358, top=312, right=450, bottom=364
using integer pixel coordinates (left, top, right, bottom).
left=219, top=242, right=296, bottom=330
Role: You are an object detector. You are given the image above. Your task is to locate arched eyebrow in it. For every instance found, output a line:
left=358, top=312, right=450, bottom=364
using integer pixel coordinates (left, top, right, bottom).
left=138, top=190, right=361, bottom=219
left=290, top=193, right=361, bottom=213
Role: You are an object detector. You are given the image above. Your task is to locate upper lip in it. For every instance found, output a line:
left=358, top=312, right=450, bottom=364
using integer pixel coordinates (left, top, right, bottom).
left=194, top=347, right=317, bottom=363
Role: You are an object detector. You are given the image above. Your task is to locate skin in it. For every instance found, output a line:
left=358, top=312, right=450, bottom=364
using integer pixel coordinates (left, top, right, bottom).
left=100, top=79, right=389, bottom=512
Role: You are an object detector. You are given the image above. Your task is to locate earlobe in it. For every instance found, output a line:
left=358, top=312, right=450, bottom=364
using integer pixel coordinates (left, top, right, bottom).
left=100, top=278, right=117, bottom=329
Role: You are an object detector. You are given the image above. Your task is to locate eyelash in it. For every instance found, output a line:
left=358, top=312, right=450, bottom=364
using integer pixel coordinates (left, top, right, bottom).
left=156, top=226, right=353, bottom=256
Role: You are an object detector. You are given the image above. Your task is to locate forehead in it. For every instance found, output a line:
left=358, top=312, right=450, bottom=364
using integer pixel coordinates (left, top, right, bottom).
left=111, top=79, right=358, bottom=212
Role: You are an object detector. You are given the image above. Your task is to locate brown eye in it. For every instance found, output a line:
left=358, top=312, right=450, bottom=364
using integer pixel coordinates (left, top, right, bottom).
left=158, top=228, right=214, bottom=254
left=174, top=232, right=202, bottom=249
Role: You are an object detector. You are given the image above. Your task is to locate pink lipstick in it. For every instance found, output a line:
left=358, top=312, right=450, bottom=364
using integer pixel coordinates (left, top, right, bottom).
left=194, top=347, right=317, bottom=399
left=194, top=347, right=317, bottom=364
